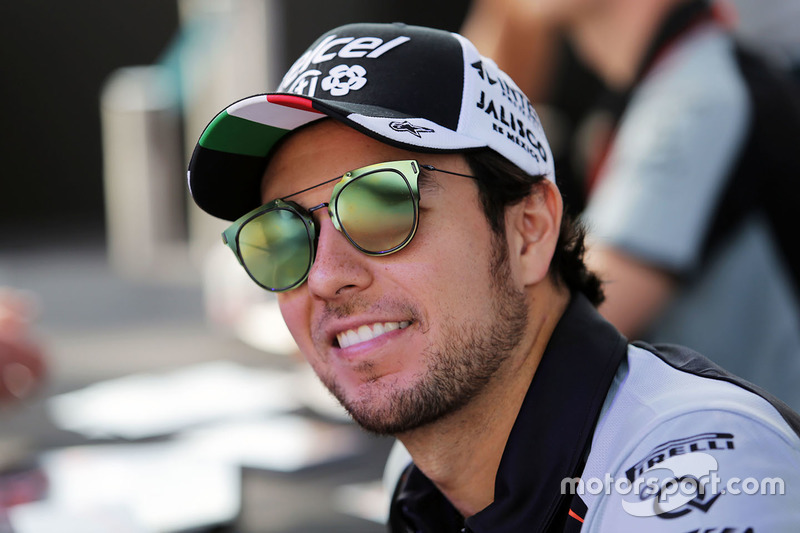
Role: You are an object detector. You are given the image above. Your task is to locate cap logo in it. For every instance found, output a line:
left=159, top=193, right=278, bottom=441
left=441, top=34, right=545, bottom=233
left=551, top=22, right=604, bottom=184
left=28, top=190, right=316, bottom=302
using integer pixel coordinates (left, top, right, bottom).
left=279, top=34, right=411, bottom=98
left=389, top=120, right=435, bottom=138
left=321, top=64, right=367, bottom=96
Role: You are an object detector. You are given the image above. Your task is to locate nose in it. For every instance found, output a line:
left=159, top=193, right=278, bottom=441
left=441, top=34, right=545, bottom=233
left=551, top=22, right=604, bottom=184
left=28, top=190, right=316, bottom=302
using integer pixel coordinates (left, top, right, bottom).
left=306, top=213, right=373, bottom=299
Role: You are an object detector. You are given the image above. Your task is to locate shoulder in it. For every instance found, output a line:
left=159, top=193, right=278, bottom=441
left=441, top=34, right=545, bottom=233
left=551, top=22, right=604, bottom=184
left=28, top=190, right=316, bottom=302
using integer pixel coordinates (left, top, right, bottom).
left=599, top=343, right=800, bottom=448
left=628, top=26, right=749, bottom=128
left=578, top=344, right=800, bottom=531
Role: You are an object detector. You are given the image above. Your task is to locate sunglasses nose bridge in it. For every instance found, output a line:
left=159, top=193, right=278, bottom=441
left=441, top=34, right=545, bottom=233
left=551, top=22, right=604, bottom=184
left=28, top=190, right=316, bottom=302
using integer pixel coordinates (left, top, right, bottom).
left=307, top=202, right=329, bottom=214
left=308, top=202, right=342, bottom=233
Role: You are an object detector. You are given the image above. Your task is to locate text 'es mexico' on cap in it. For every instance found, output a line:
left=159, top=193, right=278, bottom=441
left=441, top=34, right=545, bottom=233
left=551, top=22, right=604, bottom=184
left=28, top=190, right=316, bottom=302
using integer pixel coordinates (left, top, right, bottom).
left=188, top=22, right=554, bottom=221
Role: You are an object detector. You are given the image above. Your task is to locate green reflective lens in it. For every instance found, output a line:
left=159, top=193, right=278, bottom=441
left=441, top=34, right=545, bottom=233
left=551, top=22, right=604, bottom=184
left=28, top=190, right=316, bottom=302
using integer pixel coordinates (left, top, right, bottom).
left=237, top=207, right=313, bottom=291
left=335, top=169, right=416, bottom=253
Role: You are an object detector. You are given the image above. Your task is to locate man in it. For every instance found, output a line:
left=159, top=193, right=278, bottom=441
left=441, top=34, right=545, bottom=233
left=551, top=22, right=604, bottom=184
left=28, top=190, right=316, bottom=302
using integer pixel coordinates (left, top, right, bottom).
left=188, top=22, right=800, bottom=531
left=462, top=0, right=800, bottom=411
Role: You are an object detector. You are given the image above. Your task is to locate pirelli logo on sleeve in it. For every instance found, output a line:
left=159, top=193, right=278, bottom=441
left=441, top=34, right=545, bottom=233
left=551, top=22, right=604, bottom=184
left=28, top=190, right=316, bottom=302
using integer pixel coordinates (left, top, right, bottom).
left=625, top=432, right=735, bottom=482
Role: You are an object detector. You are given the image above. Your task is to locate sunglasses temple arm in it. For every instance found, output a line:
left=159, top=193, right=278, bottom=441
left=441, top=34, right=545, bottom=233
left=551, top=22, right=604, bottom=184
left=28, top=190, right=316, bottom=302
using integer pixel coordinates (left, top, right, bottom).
left=419, top=164, right=478, bottom=181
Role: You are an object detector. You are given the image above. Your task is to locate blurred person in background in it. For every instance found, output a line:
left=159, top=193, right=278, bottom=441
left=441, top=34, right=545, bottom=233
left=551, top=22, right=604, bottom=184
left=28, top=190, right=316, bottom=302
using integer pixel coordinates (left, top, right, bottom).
left=187, top=22, right=800, bottom=531
left=0, top=288, right=46, bottom=405
left=463, top=0, right=800, bottom=410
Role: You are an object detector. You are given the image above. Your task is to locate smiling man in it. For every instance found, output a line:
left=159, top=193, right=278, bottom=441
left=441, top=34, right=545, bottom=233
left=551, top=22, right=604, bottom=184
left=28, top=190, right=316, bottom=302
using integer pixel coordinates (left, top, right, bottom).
left=260, top=120, right=545, bottom=441
left=188, top=22, right=800, bottom=532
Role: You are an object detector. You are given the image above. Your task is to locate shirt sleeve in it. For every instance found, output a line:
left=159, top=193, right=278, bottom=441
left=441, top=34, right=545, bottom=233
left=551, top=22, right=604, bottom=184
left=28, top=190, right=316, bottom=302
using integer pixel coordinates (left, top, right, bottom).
left=582, top=409, right=800, bottom=532
left=581, top=30, right=751, bottom=274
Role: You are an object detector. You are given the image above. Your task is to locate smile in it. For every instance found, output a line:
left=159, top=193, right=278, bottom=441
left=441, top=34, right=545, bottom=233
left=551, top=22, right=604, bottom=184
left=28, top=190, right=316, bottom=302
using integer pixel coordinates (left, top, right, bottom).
left=336, top=321, right=411, bottom=349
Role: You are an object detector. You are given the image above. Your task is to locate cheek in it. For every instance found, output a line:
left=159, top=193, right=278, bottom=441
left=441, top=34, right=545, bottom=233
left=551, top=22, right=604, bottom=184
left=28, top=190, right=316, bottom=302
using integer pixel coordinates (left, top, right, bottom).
left=277, top=292, right=313, bottom=349
left=400, top=211, right=498, bottom=306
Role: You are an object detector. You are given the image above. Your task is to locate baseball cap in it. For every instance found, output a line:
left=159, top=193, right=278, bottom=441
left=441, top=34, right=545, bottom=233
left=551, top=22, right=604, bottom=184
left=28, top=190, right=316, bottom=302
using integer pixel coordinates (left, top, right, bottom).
left=188, top=22, right=555, bottom=221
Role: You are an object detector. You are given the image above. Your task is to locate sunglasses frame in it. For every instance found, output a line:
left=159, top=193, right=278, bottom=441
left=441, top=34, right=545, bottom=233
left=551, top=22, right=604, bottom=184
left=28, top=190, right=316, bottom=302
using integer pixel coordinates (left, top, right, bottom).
left=222, top=160, right=423, bottom=292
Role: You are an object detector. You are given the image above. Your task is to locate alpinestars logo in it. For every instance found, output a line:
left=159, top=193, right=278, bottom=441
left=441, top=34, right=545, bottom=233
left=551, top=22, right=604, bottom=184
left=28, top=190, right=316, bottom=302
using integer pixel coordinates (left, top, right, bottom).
left=321, top=64, right=367, bottom=96
left=389, top=121, right=434, bottom=138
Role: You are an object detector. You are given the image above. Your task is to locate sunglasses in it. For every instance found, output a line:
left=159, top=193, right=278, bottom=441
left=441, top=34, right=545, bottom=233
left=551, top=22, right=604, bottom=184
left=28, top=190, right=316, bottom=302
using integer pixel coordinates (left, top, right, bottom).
left=222, top=160, right=476, bottom=292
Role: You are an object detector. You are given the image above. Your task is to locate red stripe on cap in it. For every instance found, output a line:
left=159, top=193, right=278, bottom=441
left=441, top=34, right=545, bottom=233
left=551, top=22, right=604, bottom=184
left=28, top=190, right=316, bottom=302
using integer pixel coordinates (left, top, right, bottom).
left=267, top=94, right=322, bottom=113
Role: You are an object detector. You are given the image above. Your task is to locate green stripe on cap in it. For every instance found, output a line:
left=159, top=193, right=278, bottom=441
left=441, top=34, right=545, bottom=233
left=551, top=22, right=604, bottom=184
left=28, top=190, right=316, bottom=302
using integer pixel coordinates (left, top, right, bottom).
left=199, top=111, right=288, bottom=157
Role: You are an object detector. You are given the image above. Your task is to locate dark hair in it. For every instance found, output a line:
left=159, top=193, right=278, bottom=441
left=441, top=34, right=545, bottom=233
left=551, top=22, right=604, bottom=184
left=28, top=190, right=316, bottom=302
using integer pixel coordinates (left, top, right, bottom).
left=464, top=149, right=605, bottom=306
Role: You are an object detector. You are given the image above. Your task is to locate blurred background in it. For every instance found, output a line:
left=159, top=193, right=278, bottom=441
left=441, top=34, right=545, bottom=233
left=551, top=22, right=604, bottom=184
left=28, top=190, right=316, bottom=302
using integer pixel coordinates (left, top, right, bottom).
left=0, top=1, right=470, bottom=532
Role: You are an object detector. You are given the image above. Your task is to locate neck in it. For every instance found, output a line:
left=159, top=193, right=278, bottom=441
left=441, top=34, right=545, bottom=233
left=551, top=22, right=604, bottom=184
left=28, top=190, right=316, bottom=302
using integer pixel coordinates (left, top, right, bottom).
left=396, top=283, right=570, bottom=517
left=568, top=0, right=678, bottom=89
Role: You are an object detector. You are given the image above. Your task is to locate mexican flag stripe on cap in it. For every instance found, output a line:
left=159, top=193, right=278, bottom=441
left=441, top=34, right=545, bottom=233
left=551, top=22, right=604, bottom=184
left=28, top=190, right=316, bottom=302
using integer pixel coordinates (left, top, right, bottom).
left=199, top=95, right=324, bottom=157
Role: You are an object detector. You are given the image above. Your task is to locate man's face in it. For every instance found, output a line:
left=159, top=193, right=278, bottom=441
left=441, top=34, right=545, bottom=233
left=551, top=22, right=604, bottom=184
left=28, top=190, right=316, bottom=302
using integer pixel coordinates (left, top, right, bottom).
left=262, top=120, right=529, bottom=435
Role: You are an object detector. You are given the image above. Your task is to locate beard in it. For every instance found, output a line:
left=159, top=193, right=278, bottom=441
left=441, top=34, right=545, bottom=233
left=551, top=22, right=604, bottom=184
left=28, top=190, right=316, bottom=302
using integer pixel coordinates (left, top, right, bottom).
left=318, top=238, right=529, bottom=435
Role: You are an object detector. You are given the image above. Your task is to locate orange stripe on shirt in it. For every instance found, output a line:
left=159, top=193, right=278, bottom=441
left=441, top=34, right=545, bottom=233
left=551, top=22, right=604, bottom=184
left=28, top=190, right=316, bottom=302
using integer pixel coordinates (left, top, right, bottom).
left=568, top=509, right=585, bottom=523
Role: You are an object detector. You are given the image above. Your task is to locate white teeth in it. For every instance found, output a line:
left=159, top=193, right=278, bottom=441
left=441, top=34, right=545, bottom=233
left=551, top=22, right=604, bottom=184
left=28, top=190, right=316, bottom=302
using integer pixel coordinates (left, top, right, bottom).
left=345, top=330, right=360, bottom=347
left=337, top=321, right=410, bottom=349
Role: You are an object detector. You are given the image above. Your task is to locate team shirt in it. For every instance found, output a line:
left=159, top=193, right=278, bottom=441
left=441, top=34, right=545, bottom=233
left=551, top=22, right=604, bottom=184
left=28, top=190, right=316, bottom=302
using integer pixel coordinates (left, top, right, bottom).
left=389, top=295, right=800, bottom=532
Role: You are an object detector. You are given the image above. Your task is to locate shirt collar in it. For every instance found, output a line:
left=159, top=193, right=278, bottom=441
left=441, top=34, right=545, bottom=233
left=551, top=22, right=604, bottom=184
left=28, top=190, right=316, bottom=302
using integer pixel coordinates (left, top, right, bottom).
left=391, top=293, right=628, bottom=532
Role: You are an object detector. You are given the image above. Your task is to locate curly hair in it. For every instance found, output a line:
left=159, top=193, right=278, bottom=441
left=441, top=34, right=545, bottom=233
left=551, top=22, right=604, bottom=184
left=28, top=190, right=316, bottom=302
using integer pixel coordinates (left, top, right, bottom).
left=464, top=149, right=605, bottom=306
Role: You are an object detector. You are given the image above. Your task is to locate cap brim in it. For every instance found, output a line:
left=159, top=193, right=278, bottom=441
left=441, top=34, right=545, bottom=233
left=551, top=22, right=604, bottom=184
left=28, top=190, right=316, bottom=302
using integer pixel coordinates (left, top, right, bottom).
left=188, top=94, right=328, bottom=221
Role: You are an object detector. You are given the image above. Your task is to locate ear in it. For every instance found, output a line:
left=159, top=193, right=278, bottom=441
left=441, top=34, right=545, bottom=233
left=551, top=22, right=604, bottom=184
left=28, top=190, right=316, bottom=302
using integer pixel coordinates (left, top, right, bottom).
left=506, top=180, right=563, bottom=286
